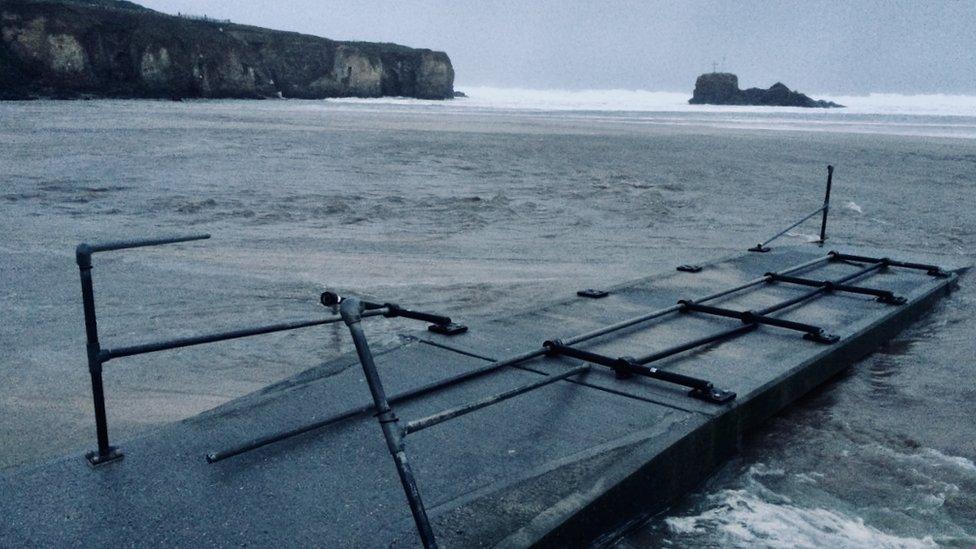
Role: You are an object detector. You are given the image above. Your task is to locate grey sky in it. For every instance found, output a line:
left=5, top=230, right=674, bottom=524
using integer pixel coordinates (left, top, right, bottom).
left=138, top=1, right=975, bottom=94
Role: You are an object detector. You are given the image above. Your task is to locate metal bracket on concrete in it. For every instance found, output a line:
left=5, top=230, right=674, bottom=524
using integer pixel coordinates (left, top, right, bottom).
left=577, top=289, right=610, bottom=299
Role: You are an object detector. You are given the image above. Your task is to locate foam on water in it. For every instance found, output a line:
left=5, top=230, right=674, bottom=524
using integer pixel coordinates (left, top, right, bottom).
left=323, top=86, right=976, bottom=139
left=329, top=85, right=976, bottom=118
left=663, top=487, right=938, bottom=549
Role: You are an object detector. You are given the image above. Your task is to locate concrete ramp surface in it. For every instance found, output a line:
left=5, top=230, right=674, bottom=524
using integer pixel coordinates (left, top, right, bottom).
left=0, top=246, right=962, bottom=548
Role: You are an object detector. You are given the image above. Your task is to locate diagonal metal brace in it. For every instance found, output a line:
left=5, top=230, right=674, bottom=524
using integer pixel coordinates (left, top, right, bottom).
left=765, top=272, right=907, bottom=305
left=678, top=301, right=840, bottom=344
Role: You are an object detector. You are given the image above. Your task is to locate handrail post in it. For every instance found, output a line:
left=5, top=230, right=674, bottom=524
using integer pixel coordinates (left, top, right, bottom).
left=339, top=298, right=438, bottom=549
left=819, top=165, right=834, bottom=245
left=76, top=244, right=123, bottom=466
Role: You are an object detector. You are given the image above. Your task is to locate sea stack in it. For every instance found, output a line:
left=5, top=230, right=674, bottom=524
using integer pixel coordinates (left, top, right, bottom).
left=689, top=72, right=843, bottom=108
left=0, top=0, right=455, bottom=100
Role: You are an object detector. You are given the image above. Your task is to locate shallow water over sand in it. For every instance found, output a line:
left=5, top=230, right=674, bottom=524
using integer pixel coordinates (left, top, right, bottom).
left=1, top=99, right=974, bottom=546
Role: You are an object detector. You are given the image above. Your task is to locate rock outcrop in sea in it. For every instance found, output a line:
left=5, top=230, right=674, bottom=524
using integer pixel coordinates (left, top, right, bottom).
left=689, top=72, right=842, bottom=108
left=0, top=0, right=455, bottom=100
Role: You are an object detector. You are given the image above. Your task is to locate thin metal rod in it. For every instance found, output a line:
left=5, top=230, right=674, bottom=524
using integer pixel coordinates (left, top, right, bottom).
left=86, top=233, right=210, bottom=254
left=103, top=310, right=386, bottom=361
left=819, top=165, right=834, bottom=243
left=633, top=324, right=757, bottom=365
left=206, top=347, right=547, bottom=463
left=757, top=205, right=826, bottom=249
left=207, top=254, right=832, bottom=462
left=341, top=298, right=438, bottom=548
left=403, top=365, right=590, bottom=435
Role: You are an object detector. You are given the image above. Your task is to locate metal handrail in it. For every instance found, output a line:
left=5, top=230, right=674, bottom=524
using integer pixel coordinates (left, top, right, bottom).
left=75, top=233, right=369, bottom=466
left=206, top=253, right=834, bottom=465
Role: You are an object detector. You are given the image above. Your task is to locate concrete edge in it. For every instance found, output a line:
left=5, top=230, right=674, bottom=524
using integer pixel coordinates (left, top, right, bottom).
left=494, top=272, right=959, bottom=548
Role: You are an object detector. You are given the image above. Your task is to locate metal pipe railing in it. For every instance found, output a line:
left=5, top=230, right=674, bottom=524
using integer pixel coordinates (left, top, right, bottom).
left=102, top=314, right=384, bottom=361
left=76, top=234, right=209, bottom=465
left=207, top=253, right=833, bottom=463
left=76, top=233, right=373, bottom=466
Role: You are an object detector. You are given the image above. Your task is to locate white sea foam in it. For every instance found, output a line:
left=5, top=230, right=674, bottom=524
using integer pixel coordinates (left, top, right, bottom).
left=845, top=201, right=864, bottom=214
left=453, top=86, right=976, bottom=117
left=665, top=489, right=939, bottom=549
left=324, top=86, right=976, bottom=138
left=325, top=85, right=976, bottom=118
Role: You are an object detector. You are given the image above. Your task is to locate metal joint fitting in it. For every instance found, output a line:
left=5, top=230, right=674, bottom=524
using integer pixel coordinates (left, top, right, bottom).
left=542, top=339, right=562, bottom=355
left=339, top=297, right=364, bottom=325
left=613, top=357, right=636, bottom=379
left=75, top=244, right=93, bottom=269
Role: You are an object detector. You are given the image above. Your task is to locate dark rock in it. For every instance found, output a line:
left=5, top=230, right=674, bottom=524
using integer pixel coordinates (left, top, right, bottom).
left=453, top=90, right=467, bottom=98
left=689, top=73, right=842, bottom=108
left=0, top=0, right=455, bottom=100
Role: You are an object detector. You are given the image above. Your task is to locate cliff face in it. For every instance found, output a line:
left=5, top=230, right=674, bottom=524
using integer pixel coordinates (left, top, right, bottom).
left=689, top=73, right=842, bottom=108
left=0, top=0, right=455, bottom=100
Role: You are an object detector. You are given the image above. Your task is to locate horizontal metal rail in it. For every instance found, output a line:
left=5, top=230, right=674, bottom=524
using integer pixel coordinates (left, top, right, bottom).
left=321, top=291, right=466, bottom=334
left=632, top=324, right=757, bottom=365
left=102, top=311, right=388, bottom=361
left=402, top=365, right=591, bottom=435
left=82, top=234, right=211, bottom=254
left=207, top=254, right=833, bottom=462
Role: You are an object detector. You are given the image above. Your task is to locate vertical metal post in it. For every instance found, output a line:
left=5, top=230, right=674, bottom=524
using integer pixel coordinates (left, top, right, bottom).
left=819, top=165, right=834, bottom=245
left=339, top=298, right=438, bottom=549
left=76, top=244, right=123, bottom=466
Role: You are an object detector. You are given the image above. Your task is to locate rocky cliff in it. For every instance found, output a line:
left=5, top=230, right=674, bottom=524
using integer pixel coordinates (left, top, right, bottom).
left=689, top=73, right=842, bottom=108
left=0, top=0, right=455, bottom=100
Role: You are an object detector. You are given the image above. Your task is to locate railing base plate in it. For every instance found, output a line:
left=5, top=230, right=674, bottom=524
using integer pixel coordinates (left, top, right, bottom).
left=577, top=289, right=609, bottom=299
left=689, top=387, right=736, bottom=404
left=85, top=447, right=123, bottom=467
left=428, top=323, right=468, bottom=336
left=803, top=331, right=840, bottom=344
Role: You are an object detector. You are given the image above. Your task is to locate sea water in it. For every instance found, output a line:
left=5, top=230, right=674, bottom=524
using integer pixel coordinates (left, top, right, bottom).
left=1, top=89, right=974, bottom=546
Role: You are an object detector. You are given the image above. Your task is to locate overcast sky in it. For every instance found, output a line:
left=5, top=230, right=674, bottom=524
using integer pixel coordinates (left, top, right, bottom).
left=138, top=1, right=975, bottom=94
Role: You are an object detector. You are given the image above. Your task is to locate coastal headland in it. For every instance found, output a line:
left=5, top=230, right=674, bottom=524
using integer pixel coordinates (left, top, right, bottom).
left=0, top=0, right=455, bottom=100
